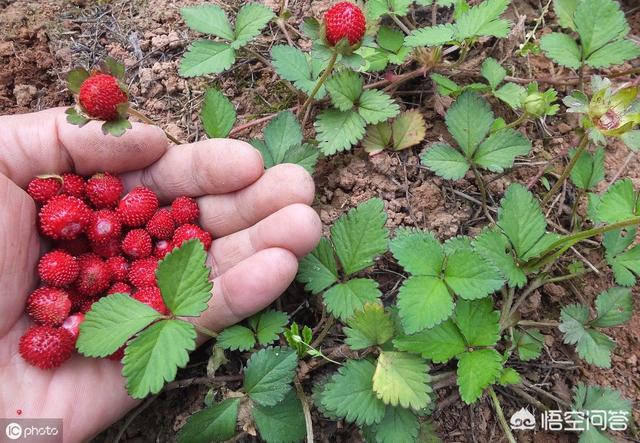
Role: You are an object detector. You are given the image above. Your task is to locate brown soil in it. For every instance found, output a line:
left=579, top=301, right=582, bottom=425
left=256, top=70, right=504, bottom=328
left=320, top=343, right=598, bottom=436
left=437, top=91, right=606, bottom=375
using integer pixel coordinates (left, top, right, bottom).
left=1, top=0, right=639, bottom=442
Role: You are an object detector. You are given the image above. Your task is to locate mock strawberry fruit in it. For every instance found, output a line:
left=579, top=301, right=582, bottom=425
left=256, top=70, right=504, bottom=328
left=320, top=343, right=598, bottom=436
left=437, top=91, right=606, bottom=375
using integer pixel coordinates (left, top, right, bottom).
left=324, top=2, right=366, bottom=46
left=87, top=210, right=122, bottom=245
left=171, top=197, right=200, bottom=225
left=19, top=326, right=75, bottom=369
left=128, top=257, right=158, bottom=288
left=154, top=239, right=172, bottom=259
left=79, top=73, right=128, bottom=121
left=86, top=172, right=123, bottom=209
left=107, top=282, right=132, bottom=296
left=61, top=313, right=85, bottom=343
left=75, top=254, right=111, bottom=296
left=26, top=287, right=72, bottom=326
left=146, top=209, right=176, bottom=240
left=173, top=224, right=212, bottom=250
left=39, top=195, right=91, bottom=240
left=133, top=286, right=168, bottom=315
left=27, top=176, right=62, bottom=204
left=37, top=250, right=79, bottom=287
left=79, top=298, right=98, bottom=314
left=117, top=187, right=159, bottom=227
left=91, top=237, right=121, bottom=258
left=122, top=229, right=152, bottom=259
left=67, top=289, right=89, bottom=313
left=61, top=173, right=86, bottom=199
left=106, top=256, right=129, bottom=282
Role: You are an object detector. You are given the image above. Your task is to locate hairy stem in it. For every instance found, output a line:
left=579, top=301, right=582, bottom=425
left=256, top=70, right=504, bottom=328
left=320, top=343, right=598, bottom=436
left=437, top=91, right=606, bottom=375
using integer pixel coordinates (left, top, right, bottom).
left=501, top=112, right=529, bottom=131
left=298, top=52, right=338, bottom=119
left=488, top=387, right=517, bottom=443
left=390, top=13, right=412, bottom=35
left=127, top=108, right=182, bottom=145
left=471, top=164, right=495, bottom=222
left=517, top=320, right=559, bottom=327
left=294, top=377, right=314, bottom=443
left=541, top=133, right=589, bottom=205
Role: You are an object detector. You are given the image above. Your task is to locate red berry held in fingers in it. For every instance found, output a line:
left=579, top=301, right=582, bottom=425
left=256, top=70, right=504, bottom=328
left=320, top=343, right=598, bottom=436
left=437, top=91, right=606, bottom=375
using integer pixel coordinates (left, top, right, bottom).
left=107, top=256, right=129, bottom=282
left=26, top=287, right=72, bottom=326
left=27, top=176, right=62, bottom=204
left=171, top=196, right=200, bottom=225
left=61, top=173, right=85, bottom=199
left=39, top=195, right=91, bottom=240
left=117, top=186, right=159, bottom=227
left=133, top=286, right=168, bottom=315
left=79, top=73, right=128, bottom=121
left=61, top=313, right=85, bottom=343
left=122, top=229, right=152, bottom=259
left=86, top=172, right=123, bottom=208
left=173, top=224, right=212, bottom=250
left=19, top=326, right=75, bottom=369
left=37, top=250, right=79, bottom=287
left=86, top=210, right=121, bottom=244
left=91, top=236, right=121, bottom=258
left=128, top=257, right=158, bottom=288
left=75, top=254, right=111, bottom=296
left=107, top=282, right=132, bottom=296
left=324, top=2, right=366, bottom=46
left=146, top=209, right=175, bottom=239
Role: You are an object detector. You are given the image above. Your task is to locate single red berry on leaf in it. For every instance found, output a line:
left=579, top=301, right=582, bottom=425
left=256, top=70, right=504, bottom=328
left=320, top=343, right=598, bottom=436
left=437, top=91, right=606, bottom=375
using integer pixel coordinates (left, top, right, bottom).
left=122, top=229, right=152, bottom=259
left=19, top=326, right=75, bottom=370
left=86, top=210, right=122, bottom=244
left=61, top=173, right=86, bottom=199
left=173, top=224, right=212, bottom=251
left=128, top=257, right=158, bottom=288
left=26, top=287, right=72, bottom=326
left=78, top=73, right=128, bottom=121
left=117, top=187, right=159, bottom=227
left=37, top=250, right=79, bottom=287
left=133, top=286, right=168, bottom=315
left=107, top=282, right=132, bottom=296
left=27, top=176, right=62, bottom=204
left=86, top=172, right=123, bottom=209
left=146, top=209, right=176, bottom=239
left=171, top=196, right=200, bottom=225
left=324, top=2, right=366, bottom=46
left=75, top=254, right=111, bottom=296
left=154, top=239, right=172, bottom=259
left=61, top=313, right=85, bottom=343
left=106, top=256, right=129, bottom=282
left=39, top=195, right=91, bottom=240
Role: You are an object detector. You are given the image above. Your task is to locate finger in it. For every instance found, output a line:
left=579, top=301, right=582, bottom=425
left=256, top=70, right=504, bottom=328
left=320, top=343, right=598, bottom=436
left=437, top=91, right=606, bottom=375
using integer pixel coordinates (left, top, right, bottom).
left=196, top=248, right=298, bottom=332
left=0, top=108, right=168, bottom=188
left=119, top=138, right=264, bottom=202
left=209, top=204, right=321, bottom=277
left=198, top=164, right=315, bottom=238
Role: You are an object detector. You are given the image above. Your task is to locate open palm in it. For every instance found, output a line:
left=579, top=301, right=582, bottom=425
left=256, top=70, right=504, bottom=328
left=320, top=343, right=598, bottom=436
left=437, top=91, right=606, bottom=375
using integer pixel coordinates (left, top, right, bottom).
left=0, top=108, right=321, bottom=442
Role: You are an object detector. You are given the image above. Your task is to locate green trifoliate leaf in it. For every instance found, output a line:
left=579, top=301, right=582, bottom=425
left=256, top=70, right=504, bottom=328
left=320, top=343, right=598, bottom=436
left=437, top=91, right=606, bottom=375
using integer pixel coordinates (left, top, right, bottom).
left=249, top=310, right=289, bottom=345
left=357, top=89, right=400, bottom=125
left=394, top=319, right=466, bottom=363
left=181, top=5, right=234, bottom=40
left=345, top=304, right=395, bottom=350
left=263, top=110, right=303, bottom=157
left=123, top=319, right=196, bottom=398
left=331, top=198, right=389, bottom=275
left=297, top=237, right=338, bottom=294
left=201, top=88, right=236, bottom=138
left=513, top=329, right=544, bottom=361
left=323, top=278, right=382, bottom=321
left=481, top=58, right=506, bottom=90
left=390, top=228, right=444, bottom=276
left=101, top=118, right=132, bottom=137
left=179, top=40, right=235, bottom=77
left=156, top=240, right=212, bottom=317
left=377, top=26, right=404, bottom=52
left=373, top=351, right=432, bottom=410
left=559, top=304, right=615, bottom=368
left=473, top=228, right=527, bottom=288
left=457, top=349, right=503, bottom=404
left=404, top=23, right=456, bottom=47
left=445, top=92, right=495, bottom=157
left=315, top=109, right=367, bottom=155
left=608, top=243, right=640, bottom=287
left=320, top=359, right=387, bottom=426
left=590, top=179, right=639, bottom=224
left=540, top=33, right=582, bottom=69
left=244, top=347, right=297, bottom=406
left=454, top=0, right=511, bottom=40
left=591, top=287, right=633, bottom=328
left=603, top=227, right=635, bottom=257
left=363, top=122, right=393, bottom=154
left=574, top=0, right=629, bottom=58
left=444, top=248, right=504, bottom=299
left=454, top=298, right=500, bottom=347
left=572, top=383, right=632, bottom=431
left=217, top=325, right=256, bottom=351
left=498, top=368, right=522, bottom=386
left=253, top=390, right=306, bottom=443
left=391, top=109, right=427, bottom=150
left=325, top=70, right=364, bottom=111
left=177, top=398, right=240, bottom=443
left=570, top=147, right=605, bottom=190
left=420, top=143, right=470, bottom=180
left=271, top=45, right=325, bottom=97
left=231, top=3, right=275, bottom=49
left=473, top=128, right=532, bottom=173
left=586, top=39, right=640, bottom=68
left=553, top=0, right=579, bottom=30
left=397, top=276, right=453, bottom=333
left=77, top=293, right=162, bottom=357
left=363, top=407, right=419, bottom=443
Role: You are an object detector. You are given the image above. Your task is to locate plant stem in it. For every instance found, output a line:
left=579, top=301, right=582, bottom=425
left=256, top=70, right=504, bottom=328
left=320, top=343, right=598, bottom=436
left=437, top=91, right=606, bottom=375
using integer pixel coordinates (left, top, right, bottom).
left=390, top=13, right=412, bottom=35
left=294, top=377, right=314, bottom=443
left=541, top=133, right=589, bottom=205
left=127, top=107, right=182, bottom=145
left=499, top=287, right=515, bottom=330
left=471, top=164, right=494, bottom=222
left=543, top=269, right=589, bottom=284
left=488, top=387, right=517, bottom=443
left=297, top=52, right=338, bottom=119
left=501, top=112, right=529, bottom=131
left=517, top=320, right=559, bottom=327
left=430, top=371, right=456, bottom=383
left=194, top=324, right=218, bottom=339
left=505, top=278, right=544, bottom=326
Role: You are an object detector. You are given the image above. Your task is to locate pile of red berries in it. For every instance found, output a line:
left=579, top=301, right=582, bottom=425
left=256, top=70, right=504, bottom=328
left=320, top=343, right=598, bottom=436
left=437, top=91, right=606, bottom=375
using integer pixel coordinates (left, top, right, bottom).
left=19, top=172, right=212, bottom=370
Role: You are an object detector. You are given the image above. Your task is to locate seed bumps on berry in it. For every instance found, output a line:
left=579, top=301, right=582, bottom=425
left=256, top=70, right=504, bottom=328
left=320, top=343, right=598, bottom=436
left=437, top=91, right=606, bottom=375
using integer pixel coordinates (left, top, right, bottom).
left=79, top=74, right=128, bottom=121
left=86, top=172, right=123, bottom=208
left=38, top=250, right=79, bottom=287
left=324, top=2, right=366, bottom=46
left=39, top=195, right=91, bottom=240
left=19, top=326, right=75, bottom=369
left=26, top=287, right=72, bottom=326
left=117, top=186, right=159, bottom=227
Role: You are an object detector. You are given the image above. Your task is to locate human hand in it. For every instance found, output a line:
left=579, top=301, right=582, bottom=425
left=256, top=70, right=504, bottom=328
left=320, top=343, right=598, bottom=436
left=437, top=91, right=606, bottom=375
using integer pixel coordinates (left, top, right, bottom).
left=0, top=108, right=321, bottom=442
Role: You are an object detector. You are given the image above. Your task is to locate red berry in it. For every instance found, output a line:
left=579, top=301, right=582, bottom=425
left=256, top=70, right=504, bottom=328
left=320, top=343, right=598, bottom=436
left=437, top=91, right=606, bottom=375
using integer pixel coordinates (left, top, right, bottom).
left=19, top=326, right=75, bottom=369
left=86, top=210, right=122, bottom=244
left=324, top=2, right=366, bottom=46
left=173, top=224, right=212, bottom=250
left=122, top=229, right=152, bottom=259
left=26, top=287, right=72, bottom=326
left=106, top=256, right=129, bottom=282
left=27, top=176, right=62, bottom=204
left=56, top=236, right=91, bottom=256
left=146, top=209, right=176, bottom=239
left=117, top=187, right=159, bottom=227
left=154, top=239, right=173, bottom=259
left=86, top=172, right=123, bottom=209
left=128, top=257, right=158, bottom=288
left=39, top=195, right=91, bottom=240
left=61, top=313, right=85, bottom=343
left=91, top=236, right=121, bottom=258
left=79, top=297, right=98, bottom=314
left=107, top=282, right=132, bottom=296
left=37, top=250, right=79, bottom=287
left=67, top=289, right=89, bottom=313
left=133, top=287, right=168, bottom=315
left=78, top=73, right=128, bottom=121
left=75, top=254, right=111, bottom=296
left=171, top=197, right=200, bottom=225
left=61, top=173, right=85, bottom=199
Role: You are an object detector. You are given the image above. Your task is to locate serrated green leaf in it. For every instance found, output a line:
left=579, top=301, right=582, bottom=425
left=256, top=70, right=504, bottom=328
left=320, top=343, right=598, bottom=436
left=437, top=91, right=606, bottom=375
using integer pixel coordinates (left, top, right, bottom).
left=323, top=279, right=382, bottom=321
left=391, top=109, right=427, bottom=150
left=253, top=390, right=306, bottom=443
left=320, top=359, right=387, bottom=425
left=201, top=88, right=236, bottom=138
left=445, top=92, right=494, bottom=157
left=263, top=111, right=303, bottom=162
left=572, top=383, right=632, bottom=431
left=373, top=351, right=432, bottom=410
left=473, top=128, right=532, bottom=173
left=363, top=407, right=419, bottom=443
left=586, top=39, right=640, bottom=68
left=454, top=298, right=500, bottom=347
left=358, top=89, right=400, bottom=125
left=315, top=109, right=367, bottom=155
left=421, top=143, right=470, bottom=180
left=455, top=0, right=511, bottom=40
left=390, top=228, right=444, bottom=276
left=592, top=179, right=638, bottom=223
left=244, top=347, right=297, bottom=406
left=217, top=325, right=256, bottom=351
left=65, top=107, right=90, bottom=127
left=181, top=5, right=234, bottom=40
left=271, top=45, right=325, bottom=97
left=101, top=118, right=132, bottom=137
left=179, top=40, right=235, bottom=77
left=345, top=304, right=395, bottom=350
left=430, top=73, right=461, bottom=97
left=473, top=228, right=527, bottom=288
left=331, top=198, right=389, bottom=275
left=498, top=367, right=521, bottom=386
left=363, top=122, right=393, bottom=154
left=481, top=58, right=506, bottom=90
left=570, top=147, right=605, bottom=190
left=404, top=23, right=456, bottom=47
left=560, top=304, right=615, bottom=368
left=377, top=26, right=404, bottom=52
left=156, top=240, right=212, bottom=317
left=123, top=319, right=196, bottom=398
left=326, top=70, right=363, bottom=111
left=591, top=287, right=633, bottom=327
left=357, top=47, right=390, bottom=72
left=177, top=398, right=240, bottom=443
left=232, top=3, right=275, bottom=49
left=621, top=130, right=640, bottom=151
left=457, top=349, right=503, bottom=404
left=553, top=0, right=579, bottom=30
left=540, top=32, right=582, bottom=69
left=609, top=244, right=640, bottom=286
left=444, top=248, right=504, bottom=299
left=250, top=310, right=289, bottom=345
left=77, top=293, right=162, bottom=357
left=493, top=82, right=527, bottom=109
left=394, top=319, right=466, bottom=363
left=574, top=0, right=629, bottom=57
left=366, top=0, right=390, bottom=20
left=513, top=329, right=544, bottom=361
left=297, top=237, right=339, bottom=294
left=397, top=276, right=453, bottom=333
left=603, top=227, right=636, bottom=257
left=67, top=68, right=89, bottom=94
